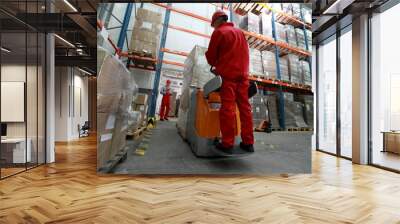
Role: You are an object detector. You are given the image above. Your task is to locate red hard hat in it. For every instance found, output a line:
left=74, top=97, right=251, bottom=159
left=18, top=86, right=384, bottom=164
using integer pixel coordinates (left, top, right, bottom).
left=211, top=10, right=227, bottom=26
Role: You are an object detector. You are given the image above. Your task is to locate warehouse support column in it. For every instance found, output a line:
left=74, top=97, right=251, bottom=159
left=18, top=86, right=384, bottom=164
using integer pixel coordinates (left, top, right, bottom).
left=149, top=3, right=172, bottom=118
left=117, top=3, right=133, bottom=50
left=352, top=14, right=369, bottom=164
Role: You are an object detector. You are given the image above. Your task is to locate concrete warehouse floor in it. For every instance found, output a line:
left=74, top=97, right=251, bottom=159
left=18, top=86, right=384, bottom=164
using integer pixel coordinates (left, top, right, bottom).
left=112, top=121, right=312, bottom=175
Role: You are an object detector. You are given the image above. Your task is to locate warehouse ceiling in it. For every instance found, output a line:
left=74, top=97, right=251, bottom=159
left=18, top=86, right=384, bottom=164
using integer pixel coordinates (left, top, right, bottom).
left=312, top=0, right=390, bottom=43
left=0, top=0, right=99, bottom=74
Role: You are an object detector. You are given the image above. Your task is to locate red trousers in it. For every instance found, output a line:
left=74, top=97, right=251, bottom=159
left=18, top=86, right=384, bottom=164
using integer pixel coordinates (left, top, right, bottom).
left=159, top=95, right=170, bottom=119
left=220, top=79, right=254, bottom=147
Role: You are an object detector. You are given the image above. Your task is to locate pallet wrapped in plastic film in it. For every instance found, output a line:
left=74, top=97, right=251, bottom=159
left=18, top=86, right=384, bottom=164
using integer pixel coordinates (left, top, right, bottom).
left=291, top=4, right=302, bottom=18
left=260, top=13, right=273, bottom=38
left=295, top=28, right=306, bottom=51
left=300, top=60, right=312, bottom=86
left=97, top=50, right=138, bottom=171
left=275, top=22, right=287, bottom=42
left=286, top=25, right=297, bottom=47
left=278, top=56, right=290, bottom=82
left=130, top=8, right=162, bottom=56
left=264, top=91, right=281, bottom=129
left=261, top=51, right=276, bottom=79
left=281, top=92, right=308, bottom=128
left=239, top=12, right=260, bottom=33
left=177, top=46, right=215, bottom=138
left=302, top=6, right=312, bottom=24
left=249, top=48, right=264, bottom=76
left=294, top=95, right=314, bottom=128
left=250, top=90, right=268, bottom=129
left=283, top=54, right=302, bottom=84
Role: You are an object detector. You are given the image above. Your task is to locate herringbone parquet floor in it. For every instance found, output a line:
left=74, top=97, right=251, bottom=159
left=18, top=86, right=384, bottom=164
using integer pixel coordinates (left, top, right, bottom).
left=1, top=135, right=400, bottom=223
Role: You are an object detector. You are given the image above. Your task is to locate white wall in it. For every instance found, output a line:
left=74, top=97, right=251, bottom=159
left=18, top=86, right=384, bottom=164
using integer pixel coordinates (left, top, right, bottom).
left=54, top=67, right=89, bottom=141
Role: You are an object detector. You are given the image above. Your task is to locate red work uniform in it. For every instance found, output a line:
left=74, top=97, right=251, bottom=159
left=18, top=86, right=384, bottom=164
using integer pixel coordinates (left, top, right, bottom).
left=159, top=86, right=171, bottom=120
left=205, top=22, right=254, bottom=148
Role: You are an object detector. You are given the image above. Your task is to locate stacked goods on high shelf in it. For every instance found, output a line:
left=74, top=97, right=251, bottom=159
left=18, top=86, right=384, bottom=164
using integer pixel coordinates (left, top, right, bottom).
left=286, top=25, right=297, bottom=47
left=238, top=12, right=260, bottom=33
left=300, top=60, right=312, bottom=86
left=168, top=92, right=178, bottom=117
left=301, top=5, right=312, bottom=24
left=281, top=92, right=308, bottom=129
left=279, top=56, right=290, bottom=82
left=177, top=45, right=214, bottom=138
left=130, top=8, right=162, bottom=56
left=249, top=48, right=264, bottom=76
left=284, top=54, right=302, bottom=84
left=281, top=3, right=293, bottom=15
left=97, top=48, right=138, bottom=170
left=259, top=13, right=272, bottom=38
left=295, top=28, right=307, bottom=50
left=261, top=51, right=276, bottom=79
left=306, top=30, right=312, bottom=51
left=294, top=95, right=314, bottom=129
left=250, top=90, right=269, bottom=128
left=291, top=4, right=301, bottom=19
left=275, top=22, right=287, bottom=42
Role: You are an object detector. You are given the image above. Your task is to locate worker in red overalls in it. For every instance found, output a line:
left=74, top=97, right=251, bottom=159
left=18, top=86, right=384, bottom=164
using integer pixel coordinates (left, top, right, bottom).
left=205, top=10, right=254, bottom=153
left=159, top=79, right=171, bottom=121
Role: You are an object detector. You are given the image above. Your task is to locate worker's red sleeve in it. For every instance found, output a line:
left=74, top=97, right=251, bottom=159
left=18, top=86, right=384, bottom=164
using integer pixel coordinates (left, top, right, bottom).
left=205, top=30, right=222, bottom=66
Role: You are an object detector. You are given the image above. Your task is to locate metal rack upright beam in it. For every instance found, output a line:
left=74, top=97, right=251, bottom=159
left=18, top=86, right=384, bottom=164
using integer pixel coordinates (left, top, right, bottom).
left=149, top=3, right=172, bottom=117
left=271, top=11, right=286, bottom=129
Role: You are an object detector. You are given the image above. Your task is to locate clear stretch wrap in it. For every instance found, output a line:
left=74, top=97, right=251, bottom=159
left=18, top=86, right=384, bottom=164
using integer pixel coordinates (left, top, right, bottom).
left=130, top=8, right=162, bottom=56
left=249, top=48, right=264, bottom=76
left=177, top=46, right=215, bottom=137
left=261, top=51, right=277, bottom=79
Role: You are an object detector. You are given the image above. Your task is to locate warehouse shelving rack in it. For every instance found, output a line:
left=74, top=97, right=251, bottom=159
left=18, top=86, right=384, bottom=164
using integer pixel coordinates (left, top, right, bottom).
left=97, top=3, right=313, bottom=130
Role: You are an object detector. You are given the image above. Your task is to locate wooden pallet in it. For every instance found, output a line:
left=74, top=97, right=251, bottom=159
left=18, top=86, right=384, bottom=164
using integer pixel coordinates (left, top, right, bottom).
left=128, top=50, right=156, bottom=70
left=126, top=126, right=147, bottom=139
left=98, top=145, right=129, bottom=173
left=286, top=127, right=313, bottom=132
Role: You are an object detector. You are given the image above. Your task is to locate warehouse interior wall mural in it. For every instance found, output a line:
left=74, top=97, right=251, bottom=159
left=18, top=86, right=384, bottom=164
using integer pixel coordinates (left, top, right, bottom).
left=96, top=3, right=314, bottom=174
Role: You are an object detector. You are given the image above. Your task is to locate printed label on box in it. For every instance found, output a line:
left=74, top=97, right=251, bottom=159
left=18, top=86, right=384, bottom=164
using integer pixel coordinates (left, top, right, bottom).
left=100, top=133, right=113, bottom=142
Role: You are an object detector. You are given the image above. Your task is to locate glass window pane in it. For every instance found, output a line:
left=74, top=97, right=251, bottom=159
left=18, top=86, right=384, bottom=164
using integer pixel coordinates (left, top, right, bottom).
left=371, top=4, right=400, bottom=171
left=318, top=37, right=337, bottom=154
left=340, top=29, right=352, bottom=158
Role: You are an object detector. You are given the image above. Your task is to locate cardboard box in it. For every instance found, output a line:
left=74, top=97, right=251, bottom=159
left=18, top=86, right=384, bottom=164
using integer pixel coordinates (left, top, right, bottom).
left=135, top=93, right=148, bottom=105
left=136, top=8, right=162, bottom=24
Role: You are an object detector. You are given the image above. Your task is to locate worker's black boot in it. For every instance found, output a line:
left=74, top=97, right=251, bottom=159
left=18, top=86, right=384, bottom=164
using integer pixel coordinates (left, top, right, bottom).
left=215, top=143, right=233, bottom=154
left=240, top=142, right=254, bottom=152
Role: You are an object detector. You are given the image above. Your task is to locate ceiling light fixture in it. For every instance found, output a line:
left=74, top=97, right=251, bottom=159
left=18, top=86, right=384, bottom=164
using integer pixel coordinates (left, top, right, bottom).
left=1, top=47, right=11, bottom=53
left=54, top=34, right=75, bottom=48
left=78, top=67, right=94, bottom=76
left=63, top=0, right=78, bottom=12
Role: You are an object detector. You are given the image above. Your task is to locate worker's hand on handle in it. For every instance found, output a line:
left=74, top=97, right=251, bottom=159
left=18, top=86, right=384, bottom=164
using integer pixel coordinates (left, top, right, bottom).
left=210, top=66, right=218, bottom=76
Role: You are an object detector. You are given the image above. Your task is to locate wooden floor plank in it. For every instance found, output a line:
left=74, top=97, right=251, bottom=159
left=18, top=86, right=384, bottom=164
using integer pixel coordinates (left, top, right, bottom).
left=0, top=135, right=400, bottom=223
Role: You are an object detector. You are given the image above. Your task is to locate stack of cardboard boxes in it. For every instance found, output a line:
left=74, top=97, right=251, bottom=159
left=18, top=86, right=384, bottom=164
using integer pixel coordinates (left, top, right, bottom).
left=177, top=46, right=215, bottom=138
left=132, top=93, right=149, bottom=128
left=130, top=8, right=162, bottom=56
left=97, top=49, right=137, bottom=170
left=261, top=51, right=277, bottom=79
left=249, top=48, right=264, bottom=76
